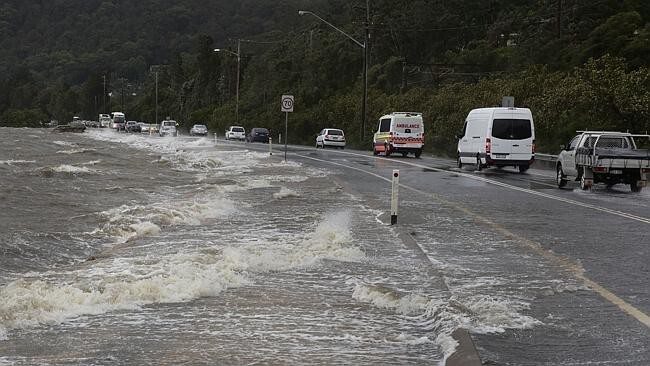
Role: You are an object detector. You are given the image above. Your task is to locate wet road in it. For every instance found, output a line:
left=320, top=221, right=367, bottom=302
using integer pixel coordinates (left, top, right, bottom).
left=1, top=128, right=648, bottom=365
left=241, top=139, right=650, bottom=365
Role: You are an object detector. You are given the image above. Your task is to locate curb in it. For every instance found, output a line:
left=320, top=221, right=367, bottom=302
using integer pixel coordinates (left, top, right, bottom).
left=394, top=231, right=482, bottom=366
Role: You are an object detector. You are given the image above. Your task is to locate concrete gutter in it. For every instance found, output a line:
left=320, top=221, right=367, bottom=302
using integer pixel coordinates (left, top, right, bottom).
left=394, top=230, right=482, bottom=366
left=446, top=329, right=482, bottom=366
left=330, top=175, right=483, bottom=365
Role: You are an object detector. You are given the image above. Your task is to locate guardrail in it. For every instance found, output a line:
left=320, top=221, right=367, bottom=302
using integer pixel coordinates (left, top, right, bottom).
left=535, top=153, right=557, bottom=170
left=536, top=153, right=557, bottom=162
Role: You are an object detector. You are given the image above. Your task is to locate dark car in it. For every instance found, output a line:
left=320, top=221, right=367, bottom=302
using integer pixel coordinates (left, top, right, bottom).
left=246, top=128, right=270, bottom=143
left=125, top=120, right=142, bottom=133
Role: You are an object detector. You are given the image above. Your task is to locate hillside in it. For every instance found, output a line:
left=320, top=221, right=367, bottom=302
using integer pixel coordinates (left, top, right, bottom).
left=1, top=0, right=649, bottom=152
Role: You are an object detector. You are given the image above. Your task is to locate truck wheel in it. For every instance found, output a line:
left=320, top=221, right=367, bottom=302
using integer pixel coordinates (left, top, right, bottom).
left=415, top=149, right=422, bottom=158
left=556, top=164, right=568, bottom=188
left=475, top=156, right=482, bottom=172
left=401, top=152, right=408, bottom=157
left=518, top=165, right=529, bottom=173
left=630, top=183, right=642, bottom=193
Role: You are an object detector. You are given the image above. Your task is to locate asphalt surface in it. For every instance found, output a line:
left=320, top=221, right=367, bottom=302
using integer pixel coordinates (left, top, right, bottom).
left=234, top=139, right=650, bottom=365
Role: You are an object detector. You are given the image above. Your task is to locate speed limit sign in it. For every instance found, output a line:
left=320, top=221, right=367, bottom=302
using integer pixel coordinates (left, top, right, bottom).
left=281, top=95, right=294, bottom=113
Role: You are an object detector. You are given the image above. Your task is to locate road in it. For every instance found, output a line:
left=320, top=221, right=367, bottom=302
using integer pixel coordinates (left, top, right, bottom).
left=1, top=129, right=647, bottom=365
left=235, top=138, right=650, bottom=365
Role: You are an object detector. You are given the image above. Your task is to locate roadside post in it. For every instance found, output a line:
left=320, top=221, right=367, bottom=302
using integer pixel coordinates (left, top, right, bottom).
left=269, top=137, right=273, bottom=155
left=281, top=95, right=294, bottom=162
left=391, top=170, right=399, bottom=225
left=214, top=132, right=217, bottom=145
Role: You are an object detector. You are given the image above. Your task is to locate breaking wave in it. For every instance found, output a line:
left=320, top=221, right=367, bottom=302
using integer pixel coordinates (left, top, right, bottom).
left=0, top=211, right=365, bottom=340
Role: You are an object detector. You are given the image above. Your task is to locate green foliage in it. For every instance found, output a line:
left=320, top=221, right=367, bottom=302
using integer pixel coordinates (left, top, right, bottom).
left=0, top=0, right=649, bottom=158
left=0, top=108, right=47, bottom=127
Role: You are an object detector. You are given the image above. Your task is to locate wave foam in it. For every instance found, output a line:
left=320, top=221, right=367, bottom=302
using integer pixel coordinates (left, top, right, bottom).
left=0, top=159, right=36, bottom=166
left=273, top=187, right=299, bottom=199
left=222, top=211, right=364, bottom=273
left=56, top=148, right=95, bottom=154
left=97, top=194, right=236, bottom=241
left=352, top=284, right=542, bottom=360
left=0, top=250, right=249, bottom=338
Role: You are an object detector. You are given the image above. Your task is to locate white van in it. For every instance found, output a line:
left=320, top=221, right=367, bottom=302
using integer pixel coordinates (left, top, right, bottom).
left=111, top=112, right=126, bottom=130
left=456, top=107, right=535, bottom=172
left=159, top=119, right=178, bottom=137
left=373, top=112, right=424, bottom=158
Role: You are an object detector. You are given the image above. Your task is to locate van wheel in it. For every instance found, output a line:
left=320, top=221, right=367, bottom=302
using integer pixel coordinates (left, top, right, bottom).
left=630, top=183, right=642, bottom=193
left=457, top=155, right=463, bottom=168
left=475, top=156, right=482, bottom=172
left=373, top=145, right=379, bottom=156
left=415, top=149, right=422, bottom=158
left=384, top=143, right=392, bottom=157
left=580, top=174, right=591, bottom=190
left=401, top=152, right=408, bottom=157
left=518, top=165, right=529, bottom=173
left=556, top=164, right=568, bottom=188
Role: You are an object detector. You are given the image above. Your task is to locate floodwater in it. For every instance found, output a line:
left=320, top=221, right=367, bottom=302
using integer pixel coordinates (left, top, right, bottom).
left=0, top=127, right=542, bottom=365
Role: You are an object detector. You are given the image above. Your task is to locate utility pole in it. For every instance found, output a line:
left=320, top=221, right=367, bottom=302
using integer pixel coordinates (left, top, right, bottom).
left=556, top=0, right=562, bottom=39
left=235, top=38, right=241, bottom=124
left=361, top=0, right=370, bottom=139
left=102, top=75, right=106, bottom=113
left=155, top=70, right=159, bottom=125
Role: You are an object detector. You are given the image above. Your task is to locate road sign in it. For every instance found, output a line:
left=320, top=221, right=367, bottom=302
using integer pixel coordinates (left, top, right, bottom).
left=502, top=96, right=515, bottom=108
left=281, top=95, right=294, bottom=113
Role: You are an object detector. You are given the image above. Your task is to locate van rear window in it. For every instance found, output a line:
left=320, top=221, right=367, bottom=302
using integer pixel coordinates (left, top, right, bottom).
left=492, top=119, right=532, bottom=140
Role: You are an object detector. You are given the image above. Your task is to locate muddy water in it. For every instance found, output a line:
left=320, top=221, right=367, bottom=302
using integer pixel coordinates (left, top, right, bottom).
left=0, top=128, right=448, bottom=365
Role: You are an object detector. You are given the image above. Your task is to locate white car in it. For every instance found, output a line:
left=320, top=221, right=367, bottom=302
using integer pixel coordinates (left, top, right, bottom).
left=190, top=124, right=208, bottom=136
left=225, top=126, right=246, bottom=140
left=159, top=120, right=178, bottom=137
left=138, top=122, right=149, bottom=133
left=316, top=128, right=346, bottom=149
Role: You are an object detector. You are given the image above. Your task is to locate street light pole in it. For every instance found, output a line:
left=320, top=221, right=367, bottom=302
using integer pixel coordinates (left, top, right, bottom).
left=215, top=40, right=241, bottom=124
left=102, top=75, right=106, bottom=114
left=299, top=9, right=368, bottom=140
left=155, top=70, right=158, bottom=126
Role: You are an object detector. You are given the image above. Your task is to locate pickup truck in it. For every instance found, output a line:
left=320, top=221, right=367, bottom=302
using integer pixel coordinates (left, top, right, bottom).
left=556, top=131, right=650, bottom=192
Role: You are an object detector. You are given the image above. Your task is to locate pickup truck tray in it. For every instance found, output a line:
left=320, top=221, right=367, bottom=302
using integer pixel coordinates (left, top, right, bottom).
left=576, top=147, right=650, bottom=159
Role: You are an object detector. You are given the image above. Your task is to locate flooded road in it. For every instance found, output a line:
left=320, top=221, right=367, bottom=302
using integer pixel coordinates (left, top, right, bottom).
left=0, top=128, right=454, bottom=364
left=3, top=127, right=647, bottom=365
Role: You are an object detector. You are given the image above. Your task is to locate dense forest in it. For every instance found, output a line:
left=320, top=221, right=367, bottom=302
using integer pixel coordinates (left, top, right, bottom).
left=1, top=0, right=649, bottom=153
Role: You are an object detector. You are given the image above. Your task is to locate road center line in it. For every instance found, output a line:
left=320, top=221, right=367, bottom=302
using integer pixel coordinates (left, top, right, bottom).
left=295, top=152, right=650, bottom=328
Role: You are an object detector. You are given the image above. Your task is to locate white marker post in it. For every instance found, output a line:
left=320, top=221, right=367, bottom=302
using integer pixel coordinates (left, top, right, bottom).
left=214, top=132, right=217, bottom=145
left=269, top=137, right=273, bottom=155
left=391, top=170, right=399, bottom=225
left=281, top=95, right=294, bottom=162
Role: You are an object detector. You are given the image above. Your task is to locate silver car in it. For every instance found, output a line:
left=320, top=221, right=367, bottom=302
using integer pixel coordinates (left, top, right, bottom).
left=190, top=124, right=208, bottom=136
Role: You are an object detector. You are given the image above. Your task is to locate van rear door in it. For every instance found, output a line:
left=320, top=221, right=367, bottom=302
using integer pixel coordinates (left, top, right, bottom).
left=490, top=118, right=533, bottom=160
left=392, top=117, right=423, bottom=148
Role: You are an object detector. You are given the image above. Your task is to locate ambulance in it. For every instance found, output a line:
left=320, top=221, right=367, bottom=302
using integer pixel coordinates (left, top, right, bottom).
left=373, top=112, right=424, bottom=158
